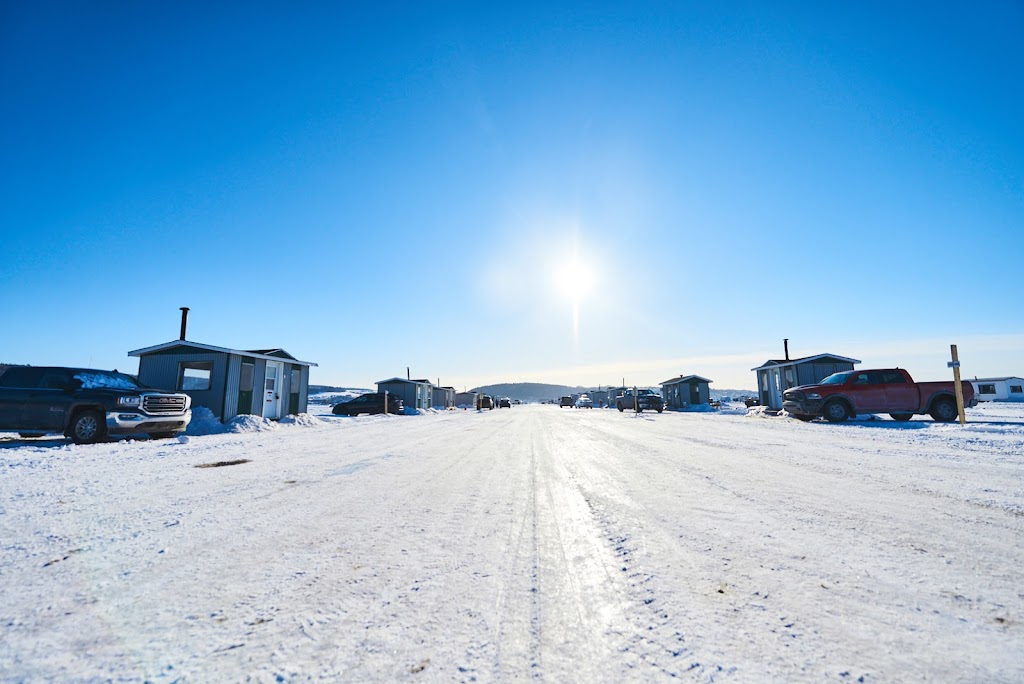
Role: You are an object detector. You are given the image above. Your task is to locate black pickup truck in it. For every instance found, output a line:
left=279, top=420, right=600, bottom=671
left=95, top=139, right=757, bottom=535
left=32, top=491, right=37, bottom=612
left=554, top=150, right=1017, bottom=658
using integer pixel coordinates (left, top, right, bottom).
left=0, top=366, right=192, bottom=443
left=617, top=389, right=665, bottom=413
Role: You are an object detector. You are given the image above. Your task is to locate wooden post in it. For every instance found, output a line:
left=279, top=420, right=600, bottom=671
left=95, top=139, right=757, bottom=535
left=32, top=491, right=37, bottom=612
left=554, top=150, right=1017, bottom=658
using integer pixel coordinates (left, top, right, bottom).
left=384, top=390, right=388, bottom=415
left=950, top=344, right=967, bottom=425
left=633, top=385, right=639, bottom=414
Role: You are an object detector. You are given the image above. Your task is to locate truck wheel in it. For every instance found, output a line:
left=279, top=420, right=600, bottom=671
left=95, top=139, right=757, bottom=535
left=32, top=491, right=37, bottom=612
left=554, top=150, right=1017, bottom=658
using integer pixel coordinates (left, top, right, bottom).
left=793, top=414, right=816, bottom=422
left=890, top=413, right=913, bottom=422
left=617, top=404, right=624, bottom=412
left=68, top=410, right=105, bottom=444
left=930, top=398, right=957, bottom=422
left=822, top=401, right=850, bottom=423
left=656, top=408, right=663, bottom=413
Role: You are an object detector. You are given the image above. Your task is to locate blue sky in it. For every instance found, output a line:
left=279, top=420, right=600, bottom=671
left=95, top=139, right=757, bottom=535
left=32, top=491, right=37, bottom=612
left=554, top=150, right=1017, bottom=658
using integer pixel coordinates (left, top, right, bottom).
left=2, top=2, right=1021, bottom=390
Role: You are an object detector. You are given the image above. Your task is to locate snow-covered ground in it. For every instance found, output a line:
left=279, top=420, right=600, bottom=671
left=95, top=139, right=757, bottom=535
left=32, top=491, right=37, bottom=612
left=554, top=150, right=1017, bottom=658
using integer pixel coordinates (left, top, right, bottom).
left=2, top=403, right=1022, bottom=682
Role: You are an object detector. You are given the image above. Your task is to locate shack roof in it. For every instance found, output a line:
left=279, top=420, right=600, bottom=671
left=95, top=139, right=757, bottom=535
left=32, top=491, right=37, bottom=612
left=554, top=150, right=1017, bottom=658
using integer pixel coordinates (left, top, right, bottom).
left=750, top=354, right=859, bottom=372
left=129, top=340, right=317, bottom=367
left=659, top=375, right=714, bottom=386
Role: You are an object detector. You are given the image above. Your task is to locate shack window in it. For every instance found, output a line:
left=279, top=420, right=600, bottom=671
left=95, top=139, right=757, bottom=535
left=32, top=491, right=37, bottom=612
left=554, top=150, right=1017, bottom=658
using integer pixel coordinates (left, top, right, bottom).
left=1011, top=385, right=1022, bottom=394
left=978, top=384, right=996, bottom=395
left=290, top=368, right=301, bottom=394
left=239, top=362, right=254, bottom=391
left=180, top=361, right=213, bottom=391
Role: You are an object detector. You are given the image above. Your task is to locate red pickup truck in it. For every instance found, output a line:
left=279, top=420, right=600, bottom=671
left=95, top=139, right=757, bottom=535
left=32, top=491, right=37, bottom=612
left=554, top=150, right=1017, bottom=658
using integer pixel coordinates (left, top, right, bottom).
left=782, top=368, right=976, bottom=423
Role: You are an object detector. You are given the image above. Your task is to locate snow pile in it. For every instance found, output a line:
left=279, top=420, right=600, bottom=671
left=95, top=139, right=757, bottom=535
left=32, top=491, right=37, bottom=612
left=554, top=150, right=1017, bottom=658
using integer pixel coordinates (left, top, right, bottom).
left=716, top=402, right=749, bottom=415
left=279, top=413, right=324, bottom=427
left=227, top=414, right=278, bottom=433
left=746, top=405, right=776, bottom=418
left=184, top=407, right=227, bottom=436
left=73, top=371, right=138, bottom=390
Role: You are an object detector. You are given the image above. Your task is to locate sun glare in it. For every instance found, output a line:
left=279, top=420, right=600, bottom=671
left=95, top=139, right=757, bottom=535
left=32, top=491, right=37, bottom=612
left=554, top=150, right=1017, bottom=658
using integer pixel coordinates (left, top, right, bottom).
left=555, top=252, right=594, bottom=337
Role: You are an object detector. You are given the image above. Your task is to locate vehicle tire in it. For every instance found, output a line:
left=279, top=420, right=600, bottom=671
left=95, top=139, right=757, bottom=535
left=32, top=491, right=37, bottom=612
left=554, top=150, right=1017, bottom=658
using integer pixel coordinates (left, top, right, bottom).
left=822, top=401, right=850, bottom=423
left=149, top=431, right=180, bottom=439
left=617, top=404, right=624, bottom=412
left=793, top=414, right=816, bottom=422
left=637, top=407, right=644, bottom=413
left=890, top=413, right=913, bottom=422
left=656, top=408, right=663, bottom=413
left=67, top=410, right=105, bottom=444
left=930, top=398, right=957, bottom=423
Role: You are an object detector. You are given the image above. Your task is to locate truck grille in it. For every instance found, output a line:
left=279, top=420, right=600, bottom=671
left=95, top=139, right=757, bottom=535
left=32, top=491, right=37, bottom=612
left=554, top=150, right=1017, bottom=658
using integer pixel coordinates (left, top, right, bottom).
left=143, top=394, right=188, bottom=415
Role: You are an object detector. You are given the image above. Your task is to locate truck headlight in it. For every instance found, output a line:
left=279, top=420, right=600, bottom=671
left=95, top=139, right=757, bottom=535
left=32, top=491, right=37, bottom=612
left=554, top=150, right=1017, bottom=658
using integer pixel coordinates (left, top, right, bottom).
left=806, top=393, right=821, bottom=400
left=117, top=396, right=142, bottom=407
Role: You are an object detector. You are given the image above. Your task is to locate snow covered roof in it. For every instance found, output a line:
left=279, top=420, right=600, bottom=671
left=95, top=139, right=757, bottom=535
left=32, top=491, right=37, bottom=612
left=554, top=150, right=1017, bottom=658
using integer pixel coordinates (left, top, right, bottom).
left=750, top=353, right=860, bottom=371
left=129, top=340, right=317, bottom=367
left=659, top=375, right=714, bottom=386
left=971, top=376, right=1024, bottom=382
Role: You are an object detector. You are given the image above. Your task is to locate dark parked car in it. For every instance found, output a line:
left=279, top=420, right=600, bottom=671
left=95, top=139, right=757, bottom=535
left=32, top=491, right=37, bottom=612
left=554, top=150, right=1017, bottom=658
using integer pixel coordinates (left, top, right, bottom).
left=498, top=397, right=512, bottom=408
left=0, top=365, right=192, bottom=443
left=559, top=396, right=574, bottom=408
left=479, top=395, right=495, bottom=410
left=332, top=392, right=403, bottom=416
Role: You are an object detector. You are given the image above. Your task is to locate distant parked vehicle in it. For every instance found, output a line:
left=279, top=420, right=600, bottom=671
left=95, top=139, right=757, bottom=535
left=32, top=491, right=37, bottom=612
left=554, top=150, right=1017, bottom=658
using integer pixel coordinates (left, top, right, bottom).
left=575, top=394, right=593, bottom=409
left=559, top=396, right=574, bottom=408
left=498, top=397, right=512, bottom=408
left=617, top=389, right=664, bottom=413
left=479, top=395, right=495, bottom=410
left=332, top=392, right=403, bottom=416
left=0, top=365, right=191, bottom=443
left=782, top=368, right=977, bottom=423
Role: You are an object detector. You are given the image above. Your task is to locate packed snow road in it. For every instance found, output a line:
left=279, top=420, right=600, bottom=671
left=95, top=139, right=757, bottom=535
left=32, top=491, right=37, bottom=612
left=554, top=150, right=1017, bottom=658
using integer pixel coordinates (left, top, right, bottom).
left=2, top=404, right=1022, bottom=682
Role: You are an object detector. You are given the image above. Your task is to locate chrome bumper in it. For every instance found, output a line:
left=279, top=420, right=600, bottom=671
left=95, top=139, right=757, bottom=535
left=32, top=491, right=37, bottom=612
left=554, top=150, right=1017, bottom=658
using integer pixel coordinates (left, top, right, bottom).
left=105, top=409, right=192, bottom=434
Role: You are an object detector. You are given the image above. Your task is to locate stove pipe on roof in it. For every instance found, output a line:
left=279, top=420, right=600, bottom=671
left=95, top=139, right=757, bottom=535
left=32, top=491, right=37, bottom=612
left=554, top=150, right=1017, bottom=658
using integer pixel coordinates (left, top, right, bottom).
left=179, top=307, right=190, bottom=341
left=784, top=338, right=790, bottom=361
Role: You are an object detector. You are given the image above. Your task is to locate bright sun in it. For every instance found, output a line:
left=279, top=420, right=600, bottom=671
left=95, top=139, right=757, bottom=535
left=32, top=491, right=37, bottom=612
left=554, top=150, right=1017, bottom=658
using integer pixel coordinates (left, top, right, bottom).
left=555, top=256, right=594, bottom=301
left=554, top=252, right=594, bottom=336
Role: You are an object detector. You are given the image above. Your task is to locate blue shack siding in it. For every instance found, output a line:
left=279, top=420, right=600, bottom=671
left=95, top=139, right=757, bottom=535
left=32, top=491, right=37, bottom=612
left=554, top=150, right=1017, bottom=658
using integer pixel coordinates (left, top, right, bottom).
left=298, top=366, right=309, bottom=414
left=253, top=358, right=268, bottom=417
left=377, top=381, right=417, bottom=409
left=222, top=354, right=243, bottom=419
left=138, top=352, right=229, bottom=420
left=796, top=362, right=855, bottom=385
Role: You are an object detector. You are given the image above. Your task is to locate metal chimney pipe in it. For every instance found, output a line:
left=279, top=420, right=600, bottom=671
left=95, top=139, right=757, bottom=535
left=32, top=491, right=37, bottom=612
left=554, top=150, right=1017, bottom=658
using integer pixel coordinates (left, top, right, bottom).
left=179, top=307, right=190, bottom=341
left=784, top=338, right=790, bottom=361
left=407, top=366, right=410, bottom=380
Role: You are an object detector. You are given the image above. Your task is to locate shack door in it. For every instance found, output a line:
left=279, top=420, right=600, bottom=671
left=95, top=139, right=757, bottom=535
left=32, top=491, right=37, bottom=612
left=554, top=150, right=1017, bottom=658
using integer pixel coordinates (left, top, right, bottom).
left=263, top=361, right=284, bottom=419
left=237, top=362, right=255, bottom=415
left=689, top=382, right=701, bottom=405
left=288, top=367, right=301, bottom=415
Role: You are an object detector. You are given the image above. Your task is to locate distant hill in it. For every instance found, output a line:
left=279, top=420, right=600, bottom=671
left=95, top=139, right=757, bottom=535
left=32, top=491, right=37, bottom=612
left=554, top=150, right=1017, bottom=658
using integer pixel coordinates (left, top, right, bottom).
left=711, top=388, right=757, bottom=400
left=472, top=382, right=597, bottom=403
left=307, top=385, right=372, bottom=405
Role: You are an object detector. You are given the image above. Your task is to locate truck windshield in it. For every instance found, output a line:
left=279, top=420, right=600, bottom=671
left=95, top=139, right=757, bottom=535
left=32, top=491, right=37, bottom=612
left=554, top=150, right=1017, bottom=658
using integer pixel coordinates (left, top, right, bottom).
left=819, top=372, right=855, bottom=385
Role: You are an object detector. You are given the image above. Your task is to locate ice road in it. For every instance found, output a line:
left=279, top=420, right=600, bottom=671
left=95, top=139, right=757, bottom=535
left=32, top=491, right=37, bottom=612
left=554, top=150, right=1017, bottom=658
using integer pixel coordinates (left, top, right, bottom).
left=2, top=403, right=1022, bottom=682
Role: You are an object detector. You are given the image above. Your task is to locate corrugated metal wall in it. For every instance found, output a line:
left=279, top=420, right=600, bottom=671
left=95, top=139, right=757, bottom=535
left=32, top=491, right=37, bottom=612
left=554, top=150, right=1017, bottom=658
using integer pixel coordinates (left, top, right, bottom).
left=253, top=358, right=268, bottom=418
left=222, top=355, right=243, bottom=419
left=378, top=382, right=417, bottom=408
left=797, top=362, right=855, bottom=385
left=139, top=351, right=311, bottom=421
left=138, top=352, right=229, bottom=419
